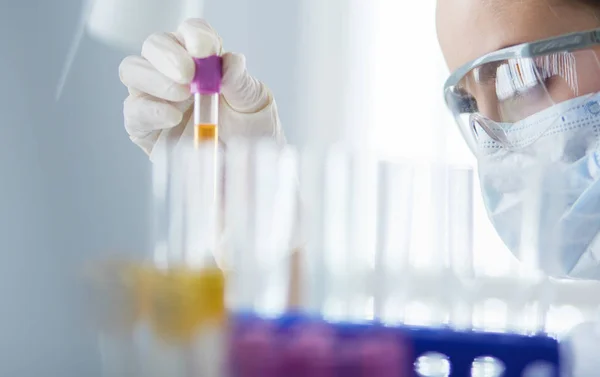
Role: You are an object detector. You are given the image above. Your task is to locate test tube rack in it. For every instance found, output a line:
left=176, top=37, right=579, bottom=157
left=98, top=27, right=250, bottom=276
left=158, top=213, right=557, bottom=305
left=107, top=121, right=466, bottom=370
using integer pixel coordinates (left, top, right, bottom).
left=231, top=312, right=560, bottom=377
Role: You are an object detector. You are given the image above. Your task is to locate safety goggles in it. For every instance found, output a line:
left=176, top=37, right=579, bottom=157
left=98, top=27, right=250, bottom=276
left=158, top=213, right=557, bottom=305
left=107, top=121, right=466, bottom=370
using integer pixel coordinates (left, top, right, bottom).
left=444, top=28, right=600, bottom=154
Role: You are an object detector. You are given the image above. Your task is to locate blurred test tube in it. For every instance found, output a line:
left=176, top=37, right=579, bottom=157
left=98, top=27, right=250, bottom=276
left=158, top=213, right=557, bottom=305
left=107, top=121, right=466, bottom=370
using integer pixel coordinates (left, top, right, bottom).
left=299, top=146, right=327, bottom=315
left=447, top=166, right=474, bottom=278
left=139, top=143, right=227, bottom=377
left=85, top=260, right=142, bottom=377
left=402, top=163, right=452, bottom=327
left=447, top=165, right=475, bottom=330
left=226, top=139, right=298, bottom=317
left=224, top=139, right=252, bottom=311
left=373, top=161, right=415, bottom=324
left=321, top=145, right=351, bottom=321
left=347, top=150, right=379, bottom=322
left=136, top=144, right=188, bottom=377
left=322, top=145, right=377, bottom=322
left=253, top=140, right=298, bottom=317
left=512, top=165, right=553, bottom=334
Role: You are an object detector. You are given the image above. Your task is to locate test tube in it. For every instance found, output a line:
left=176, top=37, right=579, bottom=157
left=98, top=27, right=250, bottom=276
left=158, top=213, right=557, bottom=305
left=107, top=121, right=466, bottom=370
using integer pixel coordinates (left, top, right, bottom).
left=299, top=146, right=327, bottom=315
left=227, top=140, right=300, bottom=377
left=347, top=151, right=379, bottom=322
left=191, top=55, right=222, bottom=149
left=85, top=260, right=142, bottom=377
left=224, top=138, right=253, bottom=310
left=321, top=145, right=378, bottom=322
left=402, top=163, right=451, bottom=327
left=137, top=144, right=189, bottom=377
left=252, top=140, right=298, bottom=316
left=374, top=161, right=414, bottom=323
left=429, top=163, right=451, bottom=272
left=513, top=165, right=549, bottom=335
left=321, top=145, right=352, bottom=322
left=447, top=165, right=475, bottom=330
left=447, top=165, right=474, bottom=278
left=151, top=142, right=171, bottom=268
left=138, top=55, right=227, bottom=377
left=224, top=139, right=298, bottom=315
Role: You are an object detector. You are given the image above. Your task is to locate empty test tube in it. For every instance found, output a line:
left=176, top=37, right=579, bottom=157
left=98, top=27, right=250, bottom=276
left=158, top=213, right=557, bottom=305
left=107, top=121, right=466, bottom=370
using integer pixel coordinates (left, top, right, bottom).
left=374, top=161, right=414, bottom=323
left=447, top=166, right=474, bottom=278
left=321, top=146, right=381, bottom=322
left=447, top=166, right=475, bottom=329
left=85, top=260, right=143, bottom=377
left=224, top=139, right=299, bottom=316
left=298, top=146, right=327, bottom=315
left=252, top=141, right=299, bottom=316
left=514, top=166, right=552, bottom=334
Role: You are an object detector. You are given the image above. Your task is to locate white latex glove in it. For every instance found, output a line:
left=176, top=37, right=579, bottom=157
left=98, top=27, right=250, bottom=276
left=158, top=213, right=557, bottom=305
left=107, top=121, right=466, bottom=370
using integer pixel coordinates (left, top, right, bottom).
left=118, top=18, right=284, bottom=159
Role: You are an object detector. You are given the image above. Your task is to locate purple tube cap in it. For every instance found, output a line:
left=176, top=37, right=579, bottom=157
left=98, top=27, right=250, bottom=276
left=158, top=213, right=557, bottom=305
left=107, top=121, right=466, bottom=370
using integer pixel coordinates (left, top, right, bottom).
left=190, top=55, right=223, bottom=94
left=359, top=335, right=412, bottom=377
left=230, top=322, right=281, bottom=377
left=282, top=325, right=336, bottom=377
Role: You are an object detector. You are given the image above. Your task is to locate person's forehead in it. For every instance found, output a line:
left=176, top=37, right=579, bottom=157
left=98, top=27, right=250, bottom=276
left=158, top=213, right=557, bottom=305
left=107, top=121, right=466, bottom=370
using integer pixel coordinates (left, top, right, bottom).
left=436, top=0, right=600, bottom=72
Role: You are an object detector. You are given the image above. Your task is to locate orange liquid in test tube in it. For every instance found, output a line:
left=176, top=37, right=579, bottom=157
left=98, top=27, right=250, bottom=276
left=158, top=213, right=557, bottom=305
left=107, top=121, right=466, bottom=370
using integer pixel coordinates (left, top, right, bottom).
left=194, top=123, right=218, bottom=147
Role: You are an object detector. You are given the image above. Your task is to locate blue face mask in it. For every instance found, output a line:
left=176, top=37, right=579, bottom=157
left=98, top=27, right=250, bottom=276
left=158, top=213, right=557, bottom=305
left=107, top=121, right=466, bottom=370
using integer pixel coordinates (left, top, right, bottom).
left=476, top=93, right=600, bottom=279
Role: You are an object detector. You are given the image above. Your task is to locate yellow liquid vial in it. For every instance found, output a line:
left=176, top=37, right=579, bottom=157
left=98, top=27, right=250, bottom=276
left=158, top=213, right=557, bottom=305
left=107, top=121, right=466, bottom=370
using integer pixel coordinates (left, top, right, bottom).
left=145, top=267, right=226, bottom=343
left=194, top=123, right=218, bottom=146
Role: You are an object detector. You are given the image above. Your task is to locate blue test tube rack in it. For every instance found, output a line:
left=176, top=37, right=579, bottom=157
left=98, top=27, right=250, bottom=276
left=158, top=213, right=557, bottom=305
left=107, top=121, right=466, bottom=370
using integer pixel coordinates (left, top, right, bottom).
left=230, top=312, right=560, bottom=377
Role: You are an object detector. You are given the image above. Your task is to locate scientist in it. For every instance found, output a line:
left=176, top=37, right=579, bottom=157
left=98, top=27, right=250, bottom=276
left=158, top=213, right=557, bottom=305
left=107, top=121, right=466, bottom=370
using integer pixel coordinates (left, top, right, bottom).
left=119, top=0, right=600, bottom=281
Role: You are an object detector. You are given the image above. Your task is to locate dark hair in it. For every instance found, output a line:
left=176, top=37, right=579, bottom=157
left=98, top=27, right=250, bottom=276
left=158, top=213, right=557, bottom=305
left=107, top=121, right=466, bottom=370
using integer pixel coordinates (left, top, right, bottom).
left=576, top=0, right=600, bottom=7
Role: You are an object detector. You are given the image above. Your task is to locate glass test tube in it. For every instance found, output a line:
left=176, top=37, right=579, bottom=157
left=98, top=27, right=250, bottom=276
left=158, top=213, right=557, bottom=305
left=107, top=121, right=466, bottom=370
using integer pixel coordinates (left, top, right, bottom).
left=513, top=165, right=551, bottom=334
left=322, top=145, right=377, bottom=322
left=374, top=161, right=414, bottom=324
left=227, top=140, right=299, bottom=377
left=192, top=55, right=221, bottom=149
left=194, top=92, right=218, bottom=147
left=322, top=145, right=352, bottom=321
left=299, top=146, right=327, bottom=315
left=228, top=140, right=297, bottom=316
left=140, top=55, right=227, bottom=377
left=402, top=164, right=451, bottom=327
left=85, top=260, right=142, bottom=377
left=447, top=165, right=474, bottom=330
left=190, top=55, right=226, bottom=377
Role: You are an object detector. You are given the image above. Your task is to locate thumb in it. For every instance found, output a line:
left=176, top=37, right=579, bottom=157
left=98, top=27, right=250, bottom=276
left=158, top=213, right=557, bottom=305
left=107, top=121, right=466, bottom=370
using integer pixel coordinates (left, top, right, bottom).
left=221, top=52, right=270, bottom=113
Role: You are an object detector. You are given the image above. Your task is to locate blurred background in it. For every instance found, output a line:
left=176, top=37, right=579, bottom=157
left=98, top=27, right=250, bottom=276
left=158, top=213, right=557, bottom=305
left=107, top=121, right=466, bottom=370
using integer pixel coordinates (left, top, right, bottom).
left=0, top=0, right=514, bottom=376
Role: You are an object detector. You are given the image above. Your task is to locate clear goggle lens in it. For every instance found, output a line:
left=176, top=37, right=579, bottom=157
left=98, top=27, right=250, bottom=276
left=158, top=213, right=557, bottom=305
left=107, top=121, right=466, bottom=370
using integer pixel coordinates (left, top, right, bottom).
left=445, top=48, right=600, bottom=153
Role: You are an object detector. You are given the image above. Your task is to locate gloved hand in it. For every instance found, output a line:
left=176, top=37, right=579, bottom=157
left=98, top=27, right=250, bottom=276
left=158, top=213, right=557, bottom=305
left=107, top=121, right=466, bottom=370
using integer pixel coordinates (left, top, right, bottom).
left=119, top=18, right=285, bottom=159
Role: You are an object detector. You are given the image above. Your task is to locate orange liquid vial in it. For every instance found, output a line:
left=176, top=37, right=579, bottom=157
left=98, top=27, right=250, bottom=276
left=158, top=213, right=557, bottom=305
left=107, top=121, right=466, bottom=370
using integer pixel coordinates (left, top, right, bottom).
left=195, top=123, right=218, bottom=147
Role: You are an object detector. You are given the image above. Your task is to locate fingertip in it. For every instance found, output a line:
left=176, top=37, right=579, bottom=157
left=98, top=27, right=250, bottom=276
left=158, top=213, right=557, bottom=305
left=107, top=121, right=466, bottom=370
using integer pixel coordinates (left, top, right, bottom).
left=177, top=18, right=223, bottom=58
left=142, top=32, right=195, bottom=84
left=120, top=56, right=190, bottom=102
left=181, top=18, right=216, bottom=31
left=221, top=52, right=247, bottom=86
left=118, top=55, right=143, bottom=85
left=222, top=52, right=246, bottom=69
